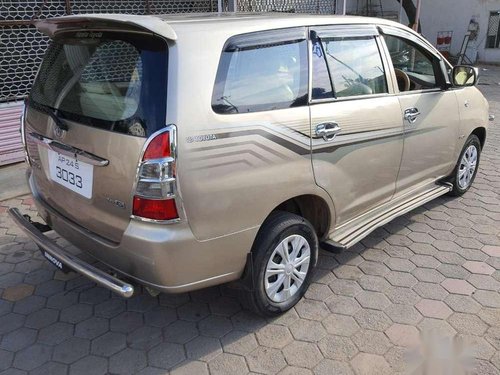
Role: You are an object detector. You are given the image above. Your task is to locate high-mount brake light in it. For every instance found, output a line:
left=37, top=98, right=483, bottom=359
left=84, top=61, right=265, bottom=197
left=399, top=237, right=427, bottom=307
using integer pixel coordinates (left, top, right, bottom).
left=132, top=126, right=179, bottom=222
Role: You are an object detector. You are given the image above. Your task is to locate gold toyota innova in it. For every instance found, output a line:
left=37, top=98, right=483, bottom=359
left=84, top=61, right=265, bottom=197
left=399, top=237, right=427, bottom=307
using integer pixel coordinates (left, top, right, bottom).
left=10, top=13, right=490, bottom=316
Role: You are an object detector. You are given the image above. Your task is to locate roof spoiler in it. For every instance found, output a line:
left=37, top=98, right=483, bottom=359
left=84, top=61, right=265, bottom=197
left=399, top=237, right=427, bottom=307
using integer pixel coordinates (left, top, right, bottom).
left=34, top=14, right=177, bottom=40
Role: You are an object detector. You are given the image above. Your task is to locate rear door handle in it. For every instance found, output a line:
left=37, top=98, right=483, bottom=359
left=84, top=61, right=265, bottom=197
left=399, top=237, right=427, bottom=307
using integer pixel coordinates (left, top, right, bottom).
left=28, top=132, right=109, bottom=167
left=315, top=122, right=342, bottom=141
left=404, top=107, right=421, bottom=124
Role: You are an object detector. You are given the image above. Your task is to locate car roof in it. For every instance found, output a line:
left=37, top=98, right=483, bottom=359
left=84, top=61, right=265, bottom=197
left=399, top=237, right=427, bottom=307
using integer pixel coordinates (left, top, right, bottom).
left=36, top=12, right=409, bottom=40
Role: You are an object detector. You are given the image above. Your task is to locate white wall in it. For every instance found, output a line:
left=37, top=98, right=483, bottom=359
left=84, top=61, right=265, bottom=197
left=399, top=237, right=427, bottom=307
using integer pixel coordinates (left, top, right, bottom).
left=370, top=0, right=500, bottom=64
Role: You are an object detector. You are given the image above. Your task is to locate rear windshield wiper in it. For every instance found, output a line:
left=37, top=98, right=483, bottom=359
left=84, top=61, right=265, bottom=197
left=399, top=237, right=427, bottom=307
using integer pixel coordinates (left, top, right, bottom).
left=26, top=99, right=69, bottom=131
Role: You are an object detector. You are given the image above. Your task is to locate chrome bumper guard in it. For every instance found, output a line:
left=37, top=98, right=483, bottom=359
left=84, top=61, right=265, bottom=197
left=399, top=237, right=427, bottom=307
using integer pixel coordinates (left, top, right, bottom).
left=8, top=208, right=134, bottom=298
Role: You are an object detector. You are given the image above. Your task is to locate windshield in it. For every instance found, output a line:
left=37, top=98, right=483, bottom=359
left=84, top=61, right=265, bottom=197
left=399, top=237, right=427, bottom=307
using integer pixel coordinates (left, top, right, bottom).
left=30, top=31, right=168, bottom=137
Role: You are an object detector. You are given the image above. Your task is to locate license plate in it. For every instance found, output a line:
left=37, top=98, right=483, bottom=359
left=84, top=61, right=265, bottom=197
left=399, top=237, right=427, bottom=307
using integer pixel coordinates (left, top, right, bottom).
left=48, top=150, right=93, bottom=198
left=41, top=249, right=70, bottom=273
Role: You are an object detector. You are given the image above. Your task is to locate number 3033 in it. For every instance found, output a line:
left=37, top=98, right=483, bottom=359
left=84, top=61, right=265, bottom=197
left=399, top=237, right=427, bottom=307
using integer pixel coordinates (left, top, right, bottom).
left=56, top=166, right=83, bottom=188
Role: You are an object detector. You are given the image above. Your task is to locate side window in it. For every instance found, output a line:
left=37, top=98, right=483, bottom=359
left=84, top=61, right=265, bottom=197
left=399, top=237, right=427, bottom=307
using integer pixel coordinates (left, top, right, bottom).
left=384, top=35, right=439, bottom=91
left=312, top=36, right=388, bottom=99
left=212, top=31, right=308, bottom=114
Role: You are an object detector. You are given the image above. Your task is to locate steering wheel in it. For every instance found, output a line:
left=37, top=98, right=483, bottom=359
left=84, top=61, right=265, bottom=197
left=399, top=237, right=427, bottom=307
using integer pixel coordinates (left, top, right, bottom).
left=394, top=68, right=411, bottom=92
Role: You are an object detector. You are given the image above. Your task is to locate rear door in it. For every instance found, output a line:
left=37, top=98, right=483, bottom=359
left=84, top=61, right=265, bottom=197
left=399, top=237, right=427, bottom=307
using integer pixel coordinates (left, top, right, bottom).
left=379, top=27, right=460, bottom=194
left=309, top=25, right=404, bottom=226
left=25, top=30, right=169, bottom=242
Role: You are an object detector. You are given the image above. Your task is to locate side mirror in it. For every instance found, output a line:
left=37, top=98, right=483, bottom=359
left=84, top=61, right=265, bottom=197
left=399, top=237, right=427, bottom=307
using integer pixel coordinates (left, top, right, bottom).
left=452, top=65, right=478, bottom=87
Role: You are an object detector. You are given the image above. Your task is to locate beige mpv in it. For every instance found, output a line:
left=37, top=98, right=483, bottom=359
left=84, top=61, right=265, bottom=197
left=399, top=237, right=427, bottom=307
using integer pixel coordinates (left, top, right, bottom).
left=10, top=13, right=491, bottom=315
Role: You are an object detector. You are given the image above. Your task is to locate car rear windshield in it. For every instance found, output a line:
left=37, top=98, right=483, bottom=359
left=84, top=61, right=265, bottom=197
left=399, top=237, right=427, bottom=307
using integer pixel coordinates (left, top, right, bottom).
left=30, top=31, right=168, bottom=137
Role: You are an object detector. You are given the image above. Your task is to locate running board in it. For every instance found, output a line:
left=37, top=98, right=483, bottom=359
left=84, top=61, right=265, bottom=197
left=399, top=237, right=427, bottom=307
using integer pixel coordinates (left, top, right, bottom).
left=323, top=182, right=452, bottom=251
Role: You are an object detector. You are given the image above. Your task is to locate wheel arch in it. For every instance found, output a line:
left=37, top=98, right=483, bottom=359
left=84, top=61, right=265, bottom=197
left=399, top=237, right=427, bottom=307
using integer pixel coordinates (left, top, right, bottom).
left=267, top=194, right=332, bottom=241
left=471, top=127, right=486, bottom=149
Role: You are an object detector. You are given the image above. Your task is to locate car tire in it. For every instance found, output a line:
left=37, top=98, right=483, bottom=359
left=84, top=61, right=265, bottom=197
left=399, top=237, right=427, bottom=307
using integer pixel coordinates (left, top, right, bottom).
left=448, top=134, right=481, bottom=197
left=245, top=211, right=318, bottom=317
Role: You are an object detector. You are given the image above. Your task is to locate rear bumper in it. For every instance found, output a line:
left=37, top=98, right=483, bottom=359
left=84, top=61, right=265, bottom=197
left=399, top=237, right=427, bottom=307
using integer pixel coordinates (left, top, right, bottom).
left=25, top=169, right=256, bottom=293
left=8, top=207, right=134, bottom=298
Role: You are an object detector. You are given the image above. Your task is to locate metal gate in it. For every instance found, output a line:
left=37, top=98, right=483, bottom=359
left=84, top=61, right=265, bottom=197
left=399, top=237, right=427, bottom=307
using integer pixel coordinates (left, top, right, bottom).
left=0, top=0, right=218, bottom=165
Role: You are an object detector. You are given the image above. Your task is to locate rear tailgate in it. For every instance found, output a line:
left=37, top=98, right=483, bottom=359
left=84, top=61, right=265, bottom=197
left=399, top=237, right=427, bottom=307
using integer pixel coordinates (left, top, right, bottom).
left=25, top=16, right=173, bottom=243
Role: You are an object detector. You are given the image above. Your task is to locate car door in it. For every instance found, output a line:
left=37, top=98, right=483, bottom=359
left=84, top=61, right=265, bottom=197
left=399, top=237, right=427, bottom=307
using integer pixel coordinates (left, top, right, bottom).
left=379, top=27, right=460, bottom=195
left=309, top=25, right=404, bottom=226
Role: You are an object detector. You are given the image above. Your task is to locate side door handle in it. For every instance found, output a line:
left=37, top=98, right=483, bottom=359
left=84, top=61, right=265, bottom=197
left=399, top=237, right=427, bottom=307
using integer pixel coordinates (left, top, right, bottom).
left=404, top=107, right=421, bottom=124
left=315, top=122, right=342, bottom=141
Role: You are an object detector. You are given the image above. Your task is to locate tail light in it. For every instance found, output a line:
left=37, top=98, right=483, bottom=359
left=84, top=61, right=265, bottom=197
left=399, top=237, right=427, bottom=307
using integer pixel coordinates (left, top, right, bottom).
left=132, top=126, right=180, bottom=222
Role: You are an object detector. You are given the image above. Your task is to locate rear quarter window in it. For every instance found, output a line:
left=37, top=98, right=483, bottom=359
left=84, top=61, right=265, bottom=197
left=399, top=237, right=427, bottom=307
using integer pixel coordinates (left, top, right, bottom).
left=212, top=28, right=308, bottom=114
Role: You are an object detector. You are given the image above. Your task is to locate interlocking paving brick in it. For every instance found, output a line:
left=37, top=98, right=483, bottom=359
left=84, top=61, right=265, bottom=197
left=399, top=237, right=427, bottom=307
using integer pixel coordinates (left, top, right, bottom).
left=322, top=314, right=360, bottom=337
left=355, top=291, right=391, bottom=310
left=110, top=311, right=144, bottom=333
left=199, top=315, right=233, bottom=338
left=413, top=282, right=449, bottom=300
left=384, top=304, right=422, bottom=325
left=144, top=307, right=177, bottom=327
left=247, top=346, right=287, bottom=374
left=385, top=271, right=418, bottom=287
left=75, top=317, right=109, bottom=340
left=12, top=344, right=52, bottom=371
left=207, top=353, right=248, bottom=375
left=2, top=284, right=34, bottom=302
left=30, top=361, right=68, bottom=375
left=289, top=319, right=327, bottom=343
left=283, top=341, right=323, bottom=369
left=177, top=301, right=210, bottom=322
left=385, top=287, right=420, bottom=305
left=70, top=355, right=108, bottom=375
left=0, top=349, right=13, bottom=371
left=0, top=313, right=26, bottom=335
left=354, top=309, right=392, bottom=331
left=468, top=274, right=500, bottom=291
left=294, top=299, right=329, bottom=321
left=448, top=313, right=488, bottom=335
left=415, top=299, right=452, bottom=319
left=52, top=337, right=90, bottom=364
left=91, top=332, right=126, bottom=357
left=12, top=294, right=45, bottom=315
left=148, top=342, right=185, bottom=369
left=0, top=327, right=37, bottom=352
left=127, top=326, right=162, bottom=350
left=60, top=304, right=92, bottom=324
left=472, top=290, right=500, bottom=308
left=171, top=361, right=209, bottom=375
left=482, top=246, right=500, bottom=257
left=328, top=279, right=362, bottom=297
left=358, top=275, right=390, bottom=292
left=314, top=359, right=354, bottom=375
left=351, top=330, right=391, bottom=355
left=444, top=294, right=481, bottom=314
left=163, top=320, right=199, bottom=344
left=109, top=348, right=147, bottom=375
left=221, top=330, right=258, bottom=355
left=256, top=324, right=293, bottom=349
left=24, top=308, right=58, bottom=329
left=318, top=336, right=358, bottom=361
left=441, top=279, right=475, bottom=295
left=304, top=283, right=334, bottom=301
left=463, top=261, right=495, bottom=275
left=38, top=322, right=73, bottom=346
left=186, top=336, right=222, bottom=362
left=325, top=295, right=361, bottom=315
left=385, top=323, right=420, bottom=347
left=350, top=353, right=391, bottom=375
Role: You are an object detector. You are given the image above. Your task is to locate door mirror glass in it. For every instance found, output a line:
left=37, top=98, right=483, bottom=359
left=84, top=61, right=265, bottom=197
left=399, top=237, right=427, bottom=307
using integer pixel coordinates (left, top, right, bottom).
left=452, top=65, right=478, bottom=87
